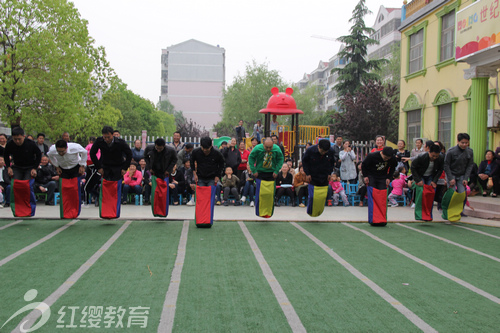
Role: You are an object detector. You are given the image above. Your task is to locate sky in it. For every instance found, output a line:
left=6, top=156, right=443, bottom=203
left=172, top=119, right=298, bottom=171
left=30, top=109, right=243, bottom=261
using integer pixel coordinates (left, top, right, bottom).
left=70, top=0, right=405, bottom=104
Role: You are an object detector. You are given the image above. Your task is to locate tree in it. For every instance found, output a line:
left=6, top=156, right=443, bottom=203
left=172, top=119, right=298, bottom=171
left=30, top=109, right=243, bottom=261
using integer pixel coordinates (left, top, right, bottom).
left=216, top=60, right=287, bottom=135
left=332, top=0, right=388, bottom=96
left=332, top=80, right=398, bottom=142
left=374, top=42, right=401, bottom=87
left=157, top=99, right=187, bottom=128
left=0, top=0, right=116, bottom=139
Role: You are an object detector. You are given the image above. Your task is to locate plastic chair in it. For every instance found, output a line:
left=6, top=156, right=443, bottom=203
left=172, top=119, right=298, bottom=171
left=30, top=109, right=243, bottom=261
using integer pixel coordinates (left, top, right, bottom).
left=54, top=192, right=61, bottom=205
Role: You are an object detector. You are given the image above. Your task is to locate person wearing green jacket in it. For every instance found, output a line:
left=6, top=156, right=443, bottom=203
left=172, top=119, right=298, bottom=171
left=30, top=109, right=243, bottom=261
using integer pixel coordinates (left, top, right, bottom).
left=248, top=138, right=284, bottom=181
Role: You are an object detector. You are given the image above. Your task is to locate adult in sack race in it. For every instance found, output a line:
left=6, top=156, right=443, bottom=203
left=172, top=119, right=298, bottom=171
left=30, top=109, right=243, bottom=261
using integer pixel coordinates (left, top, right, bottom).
left=4, top=127, right=41, bottom=217
left=47, top=140, right=87, bottom=219
left=302, top=139, right=337, bottom=217
left=145, top=138, right=178, bottom=217
left=90, top=126, right=132, bottom=219
left=410, top=143, right=444, bottom=222
left=361, top=146, right=397, bottom=226
left=191, top=137, right=225, bottom=228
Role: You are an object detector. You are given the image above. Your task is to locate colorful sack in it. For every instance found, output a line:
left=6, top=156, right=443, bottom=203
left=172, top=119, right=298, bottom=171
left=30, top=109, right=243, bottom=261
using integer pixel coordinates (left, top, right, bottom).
left=367, top=186, right=387, bottom=226
left=255, top=179, right=276, bottom=218
left=195, top=185, right=216, bottom=227
left=306, top=185, right=328, bottom=217
left=441, top=188, right=467, bottom=222
left=59, top=177, right=81, bottom=219
left=10, top=179, right=36, bottom=217
left=414, top=184, right=435, bottom=221
left=99, top=179, right=121, bottom=219
left=151, top=176, right=169, bottom=217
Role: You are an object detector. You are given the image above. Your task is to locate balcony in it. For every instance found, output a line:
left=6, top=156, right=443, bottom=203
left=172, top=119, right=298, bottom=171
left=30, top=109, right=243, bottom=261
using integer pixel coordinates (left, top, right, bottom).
left=404, top=0, right=433, bottom=19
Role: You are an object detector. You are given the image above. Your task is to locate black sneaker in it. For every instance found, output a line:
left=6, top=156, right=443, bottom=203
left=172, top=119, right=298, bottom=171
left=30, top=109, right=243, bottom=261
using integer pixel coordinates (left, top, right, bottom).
left=223, top=201, right=229, bottom=206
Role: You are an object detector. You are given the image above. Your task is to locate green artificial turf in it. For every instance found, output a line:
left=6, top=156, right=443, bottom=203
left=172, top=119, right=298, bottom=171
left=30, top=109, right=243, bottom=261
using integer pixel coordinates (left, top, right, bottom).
left=173, top=222, right=291, bottom=333
left=36, top=220, right=183, bottom=332
left=456, top=223, right=500, bottom=236
left=300, top=222, right=500, bottom=332
left=0, top=221, right=123, bottom=332
left=245, top=222, right=421, bottom=332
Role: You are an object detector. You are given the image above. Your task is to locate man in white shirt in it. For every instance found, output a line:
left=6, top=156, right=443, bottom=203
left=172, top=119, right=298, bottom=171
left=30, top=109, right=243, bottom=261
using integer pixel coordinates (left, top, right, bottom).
left=47, top=140, right=87, bottom=178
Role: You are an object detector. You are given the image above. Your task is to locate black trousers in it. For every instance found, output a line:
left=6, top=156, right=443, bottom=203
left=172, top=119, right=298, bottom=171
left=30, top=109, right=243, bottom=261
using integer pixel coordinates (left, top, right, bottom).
left=60, top=164, right=80, bottom=179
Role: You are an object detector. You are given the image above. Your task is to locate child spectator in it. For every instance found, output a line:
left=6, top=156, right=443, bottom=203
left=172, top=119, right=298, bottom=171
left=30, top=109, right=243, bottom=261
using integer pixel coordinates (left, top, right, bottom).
left=388, top=171, right=407, bottom=207
left=240, top=164, right=255, bottom=207
left=329, top=172, right=349, bottom=206
left=221, top=166, right=240, bottom=206
left=356, top=162, right=367, bottom=206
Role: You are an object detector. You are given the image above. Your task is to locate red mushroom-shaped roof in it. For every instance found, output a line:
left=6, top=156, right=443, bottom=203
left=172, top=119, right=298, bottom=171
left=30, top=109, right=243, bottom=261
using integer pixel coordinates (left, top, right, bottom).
left=259, top=87, right=303, bottom=115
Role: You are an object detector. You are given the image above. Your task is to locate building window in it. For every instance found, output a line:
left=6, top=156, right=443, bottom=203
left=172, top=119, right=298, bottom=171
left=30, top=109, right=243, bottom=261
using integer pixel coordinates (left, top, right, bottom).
left=407, top=110, right=421, bottom=150
left=440, top=11, right=455, bottom=62
left=409, top=29, right=424, bottom=74
left=438, top=104, right=452, bottom=149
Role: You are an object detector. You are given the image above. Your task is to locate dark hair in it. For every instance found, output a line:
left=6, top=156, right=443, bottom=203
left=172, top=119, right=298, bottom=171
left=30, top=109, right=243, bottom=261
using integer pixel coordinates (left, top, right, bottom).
left=425, top=140, right=435, bottom=148
left=251, top=137, right=258, bottom=143
left=457, top=133, right=470, bottom=141
left=415, top=138, right=423, bottom=144
left=130, top=161, right=138, bottom=168
left=485, top=149, right=495, bottom=159
left=102, top=126, right=114, bottom=135
left=221, top=141, right=227, bottom=145
left=113, top=130, right=120, bottom=134
left=89, top=136, right=96, bottom=143
left=37, top=133, right=45, bottom=139
left=285, top=158, right=292, bottom=162
left=55, top=140, right=67, bottom=149
left=375, top=135, right=385, bottom=141
left=174, top=131, right=181, bottom=136
left=434, top=140, right=445, bottom=152
left=382, top=146, right=393, bottom=156
left=0, top=133, right=7, bottom=139
left=183, top=159, right=190, bottom=165
left=200, top=136, right=212, bottom=149
left=185, top=143, right=194, bottom=149
left=155, top=138, right=166, bottom=146
left=271, top=134, right=278, bottom=140
left=12, top=127, right=24, bottom=136
left=393, top=171, right=400, bottom=179
left=318, top=139, right=331, bottom=151
left=306, top=142, right=313, bottom=146
left=429, top=144, right=440, bottom=154
left=398, top=139, right=406, bottom=146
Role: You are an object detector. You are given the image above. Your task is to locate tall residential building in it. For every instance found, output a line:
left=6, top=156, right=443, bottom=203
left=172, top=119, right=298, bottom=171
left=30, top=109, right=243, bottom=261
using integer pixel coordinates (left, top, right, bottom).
left=367, top=6, right=402, bottom=61
left=160, top=39, right=225, bottom=130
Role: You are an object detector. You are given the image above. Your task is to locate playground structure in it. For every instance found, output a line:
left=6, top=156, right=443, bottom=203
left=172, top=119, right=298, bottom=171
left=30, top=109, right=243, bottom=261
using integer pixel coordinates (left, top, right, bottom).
left=270, top=124, right=330, bottom=157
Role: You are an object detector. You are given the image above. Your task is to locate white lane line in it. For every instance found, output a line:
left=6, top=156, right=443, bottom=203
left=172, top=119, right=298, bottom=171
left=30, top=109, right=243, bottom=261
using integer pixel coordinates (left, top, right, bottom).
left=0, top=220, right=79, bottom=268
left=0, top=220, right=23, bottom=230
left=291, top=222, right=437, bottom=333
left=343, top=223, right=500, bottom=304
left=239, top=221, right=306, bottom=333
left=454, top=225, right=500, bottom=240
left=396, top=223, right=500, bottom=263
left=158, top=220, right=190, bottom=333
left=13, top=221, right=133, bottom=332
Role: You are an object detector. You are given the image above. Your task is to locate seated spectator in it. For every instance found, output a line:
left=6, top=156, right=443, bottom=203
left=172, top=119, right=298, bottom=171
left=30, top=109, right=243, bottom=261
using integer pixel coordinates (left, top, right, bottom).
left=221, top=166, right=240, bottom=206
left=0, top=156, right=10, bottom=206
left=286, top=158, right=296, bottom=177
left=478, top=150, right=499, bottom=197
left=132, top=140, right=144, bottom=163
left=248, top=137, right=259, bottom=152
left=388, top=171, right=407, bottom=207
left=138, top=158, right=151, bottom=204
left=169, top=164, right=185, bottom=205
left=237, top=141, right=250, bottom=180
left=176, top=143, right=194, bottom=170
left=356, top=162, right=367, bottom=206
left=179, top=159, right=195, bottom=206
left=293, top=166, right=308, bottom=206
left=122, top=162, right=142, bottom=204
left=240, top=163, right=255, bottom=207
left=329, top=172, right=349, bottom=206
left=34, top=155, right=59, bottom=205
left=275, top=163, right=295, bottom=206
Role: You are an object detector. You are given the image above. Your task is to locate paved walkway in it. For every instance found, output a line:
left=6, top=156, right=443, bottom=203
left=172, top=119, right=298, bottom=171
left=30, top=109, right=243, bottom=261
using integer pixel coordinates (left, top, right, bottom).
left=1, top=203, right=499, bottom=227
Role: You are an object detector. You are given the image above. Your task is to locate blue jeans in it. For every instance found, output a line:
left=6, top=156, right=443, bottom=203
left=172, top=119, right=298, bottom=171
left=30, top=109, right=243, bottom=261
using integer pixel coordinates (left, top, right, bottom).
left=422, top=175, right=433, bottom=185
left=122, top=184, right=142, bottom=202
left=242, top=182, right=255, bottom=201
left=198, top=178, right=215, bottom=187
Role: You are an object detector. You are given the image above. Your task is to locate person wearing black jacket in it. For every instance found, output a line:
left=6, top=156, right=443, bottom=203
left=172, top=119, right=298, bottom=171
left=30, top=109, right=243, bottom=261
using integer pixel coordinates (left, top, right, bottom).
left=302, top=139, right=337, bottom=186
left=0, top=156, right=11, bottom=206
left=410, top=144, right=444, bottom=187
left=191, top=136, right=225, bottom=186
left=90, top=126, right=132, bottom=181
left=221, top=138, right=241, bottom=174
left=4, top=127, right=42, bottom=180
left=361, top=146, right=397, bottom=190
left=477, top=150, right=499, bottom=197
left=144, top=138, right=177, bottom=178
left=34, top=155, right=59, bottom=205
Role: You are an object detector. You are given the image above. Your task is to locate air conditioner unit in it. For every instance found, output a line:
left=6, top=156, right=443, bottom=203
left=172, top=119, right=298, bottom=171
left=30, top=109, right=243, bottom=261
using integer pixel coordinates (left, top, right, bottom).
left=487, top=109, right=500, bottom=128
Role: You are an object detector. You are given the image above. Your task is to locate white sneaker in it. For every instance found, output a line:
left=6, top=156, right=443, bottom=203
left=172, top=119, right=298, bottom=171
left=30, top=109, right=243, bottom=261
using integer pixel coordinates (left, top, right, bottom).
left=411, top=203, right=415, bottom=208
left=241, top=196, right=246, bottom=204
left=186, top=198, right=195, bottom=206
left=391, top=204, right=398, bottom=208
left=250, top=201, right=254, bottom=207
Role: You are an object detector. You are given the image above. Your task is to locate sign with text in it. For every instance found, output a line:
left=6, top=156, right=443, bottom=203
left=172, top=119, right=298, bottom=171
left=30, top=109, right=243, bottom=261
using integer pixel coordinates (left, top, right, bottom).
left=455, top=0, right=500, bottom=61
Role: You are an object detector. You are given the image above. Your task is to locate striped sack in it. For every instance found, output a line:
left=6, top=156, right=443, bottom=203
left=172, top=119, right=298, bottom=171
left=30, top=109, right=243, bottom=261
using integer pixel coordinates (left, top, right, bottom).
left=306, top=184, right=328, bottom=217
left=195, top=185, right=216, bottom=227
left=59, top=177, right=81, bottom=219
left=255, top=179, right=276, bottom=218
left=414, top=184, right=435, bottom=221
left=441, top=188, right=466, bottom=222
left=151, top=176, right=169, bottom=217
left=10, top=179, right=36, bottom=217
left=99, top=179, right=122, bottom=219
left=367, top=186, right=387, bottom=225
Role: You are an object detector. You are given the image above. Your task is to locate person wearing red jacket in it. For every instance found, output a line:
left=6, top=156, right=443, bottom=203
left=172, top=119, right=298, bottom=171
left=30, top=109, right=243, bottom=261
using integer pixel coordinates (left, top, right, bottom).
left=122, top=162, right=143, bottom=204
